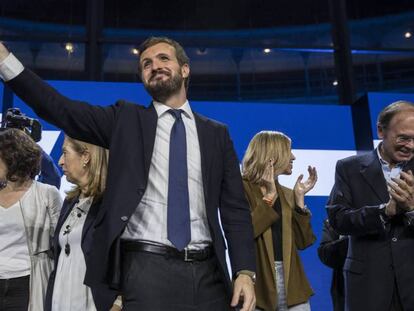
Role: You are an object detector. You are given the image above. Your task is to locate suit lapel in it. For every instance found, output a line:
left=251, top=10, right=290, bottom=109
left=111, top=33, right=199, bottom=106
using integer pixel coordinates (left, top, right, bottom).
left=194, top=113, right=212, bottom=203
left=360, top=151, right=389, bottom=202
left=81, top=198, right=100, bottom=245
left=139, top=103, right=158, bottom=178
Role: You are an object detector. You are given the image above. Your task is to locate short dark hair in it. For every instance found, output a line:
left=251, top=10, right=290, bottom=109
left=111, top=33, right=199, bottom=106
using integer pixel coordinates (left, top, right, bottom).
left=137, top=36, right=190, bottom=91
left=377, top=100, right=414, bottom=129
left=0, top=128, right=41, bottom=183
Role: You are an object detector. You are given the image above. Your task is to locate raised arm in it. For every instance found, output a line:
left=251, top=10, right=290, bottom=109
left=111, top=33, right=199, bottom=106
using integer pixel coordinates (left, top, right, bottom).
left=0, top=42, right=118, bottom=148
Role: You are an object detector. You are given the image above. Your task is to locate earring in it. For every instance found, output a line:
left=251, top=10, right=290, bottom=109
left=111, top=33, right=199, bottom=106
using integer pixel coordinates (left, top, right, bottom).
left=83, top=163, right=87, bottom=168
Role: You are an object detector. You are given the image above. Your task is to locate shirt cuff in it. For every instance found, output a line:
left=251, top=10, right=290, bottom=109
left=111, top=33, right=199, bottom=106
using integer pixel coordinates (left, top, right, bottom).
left=0, top=53, right=24, bottom=81
left=405, top=210, right=414, bottom=226
left=378, top=203, right=389, bottom=228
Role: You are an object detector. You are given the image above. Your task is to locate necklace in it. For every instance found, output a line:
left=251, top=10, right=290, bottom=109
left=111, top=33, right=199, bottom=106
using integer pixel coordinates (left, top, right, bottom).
left=62, top=206, right=87, bottom=256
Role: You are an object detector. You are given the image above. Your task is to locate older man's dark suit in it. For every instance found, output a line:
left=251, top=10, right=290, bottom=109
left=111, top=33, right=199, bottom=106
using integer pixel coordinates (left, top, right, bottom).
left=7, top=69, right=255, bottom=310
left=327, top=150, right=414, bottom=311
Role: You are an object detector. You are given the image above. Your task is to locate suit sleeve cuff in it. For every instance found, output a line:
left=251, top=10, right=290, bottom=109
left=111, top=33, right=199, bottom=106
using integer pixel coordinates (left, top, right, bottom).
left=0, top=53, right=24, bottom=81
left=404, top=210, right=414, bottom=227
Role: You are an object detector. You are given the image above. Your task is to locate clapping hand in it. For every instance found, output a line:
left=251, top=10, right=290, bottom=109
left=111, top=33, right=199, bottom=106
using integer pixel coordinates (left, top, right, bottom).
left=294, top=166, right=317, bottom=208
left=260, top=159, right=277, bottom=205
left=388, top=170, right=414, bottom=212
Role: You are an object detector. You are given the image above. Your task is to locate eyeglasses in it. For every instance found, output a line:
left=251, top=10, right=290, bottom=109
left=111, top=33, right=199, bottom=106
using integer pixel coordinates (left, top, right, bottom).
left=395, top=135, right=414, bottom=144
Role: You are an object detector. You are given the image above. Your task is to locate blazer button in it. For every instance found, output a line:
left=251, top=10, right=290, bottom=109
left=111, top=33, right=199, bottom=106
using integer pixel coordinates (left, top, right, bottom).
left=121, top=216, right=128, bottom=222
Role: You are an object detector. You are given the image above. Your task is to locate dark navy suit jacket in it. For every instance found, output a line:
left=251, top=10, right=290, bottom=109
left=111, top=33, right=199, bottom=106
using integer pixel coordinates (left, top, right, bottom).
left=7, top=69, right=256, bottom=310
left=38, top=149, right=61, bottom=189
left=327, top=150, right=414, bottom=311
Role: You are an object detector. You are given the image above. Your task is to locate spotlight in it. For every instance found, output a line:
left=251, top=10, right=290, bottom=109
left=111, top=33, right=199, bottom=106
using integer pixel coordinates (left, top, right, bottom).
left=332, top=80, right=338, bottom=86
left=65, top=43, right=74, bottom=53
left=263, top=48, right=271, bottom=54
left=132, top=48, right=139, bottom=55
left=196, top=48, right=207, bottom=55
left=404, top=32, right=412, bottom=39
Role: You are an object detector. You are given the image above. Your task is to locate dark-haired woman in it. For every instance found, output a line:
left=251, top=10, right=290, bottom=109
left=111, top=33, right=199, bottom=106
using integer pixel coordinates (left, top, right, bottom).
left=0, top=128, right=62, bottom=310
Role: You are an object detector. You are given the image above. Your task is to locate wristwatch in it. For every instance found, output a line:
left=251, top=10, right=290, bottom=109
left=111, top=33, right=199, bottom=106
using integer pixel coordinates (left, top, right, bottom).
left=236, top=270, right=256, bottom=284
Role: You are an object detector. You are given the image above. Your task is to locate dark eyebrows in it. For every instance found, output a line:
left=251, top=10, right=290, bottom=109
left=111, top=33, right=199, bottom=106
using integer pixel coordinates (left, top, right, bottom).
left=141, top=52, right=171, bottom=65
left=157, top=53, right=170, bottom=58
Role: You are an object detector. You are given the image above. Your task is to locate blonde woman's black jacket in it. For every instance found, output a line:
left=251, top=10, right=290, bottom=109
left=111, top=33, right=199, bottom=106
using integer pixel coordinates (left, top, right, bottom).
left=44, top=196, right=118, bottom=311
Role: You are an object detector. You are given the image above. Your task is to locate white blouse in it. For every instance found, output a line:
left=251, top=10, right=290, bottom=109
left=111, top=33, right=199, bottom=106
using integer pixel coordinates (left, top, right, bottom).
left=0, top=200, right=30, bottom=278
left=52, top=197, right=97, bottom=311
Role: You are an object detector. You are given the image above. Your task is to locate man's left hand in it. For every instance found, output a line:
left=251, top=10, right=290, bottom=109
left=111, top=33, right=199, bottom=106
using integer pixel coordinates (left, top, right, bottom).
left=231, top=274, right=256, bottom=311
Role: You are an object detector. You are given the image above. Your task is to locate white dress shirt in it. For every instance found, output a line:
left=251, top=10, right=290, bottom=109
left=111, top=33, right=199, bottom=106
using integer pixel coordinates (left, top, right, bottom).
left=0, top=53, right=24, bottom=81
left=120, top=102, right=212, bottom=249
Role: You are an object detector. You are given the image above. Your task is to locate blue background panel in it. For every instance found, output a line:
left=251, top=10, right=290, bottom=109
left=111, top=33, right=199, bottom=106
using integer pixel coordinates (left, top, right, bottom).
left=0, top=83, right=3, bottom=111
left=192, top=102, right=355, bottom=159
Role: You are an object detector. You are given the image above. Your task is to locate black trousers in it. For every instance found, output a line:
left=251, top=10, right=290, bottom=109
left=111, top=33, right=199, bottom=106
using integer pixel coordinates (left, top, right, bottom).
left=390, top=278, right=403, bottom=311
left=121, top=248, right=232, bottom=311
left=0, top=275, right=30, bottom=311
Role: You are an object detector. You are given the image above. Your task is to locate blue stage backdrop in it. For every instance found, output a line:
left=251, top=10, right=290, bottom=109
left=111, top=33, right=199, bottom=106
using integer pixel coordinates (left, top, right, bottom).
left=0, top=83, right=3, bottom=104
left=5, top=81, right=413, bottom=310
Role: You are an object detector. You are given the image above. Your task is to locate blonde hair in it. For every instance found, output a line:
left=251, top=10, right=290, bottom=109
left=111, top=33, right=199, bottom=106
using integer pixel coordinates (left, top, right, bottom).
left=242, top=131, right=291, bottom=184
left=64, top=136, right=109, bottom=200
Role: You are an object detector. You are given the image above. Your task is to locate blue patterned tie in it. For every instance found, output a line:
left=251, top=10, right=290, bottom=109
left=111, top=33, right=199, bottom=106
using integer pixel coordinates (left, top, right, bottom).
left=167, top=109, right=191, bottom=250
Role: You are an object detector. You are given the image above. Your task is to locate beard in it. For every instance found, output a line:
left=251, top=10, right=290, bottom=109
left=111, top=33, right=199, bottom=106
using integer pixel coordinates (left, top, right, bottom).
left=144, top=69, right=184, bottom=103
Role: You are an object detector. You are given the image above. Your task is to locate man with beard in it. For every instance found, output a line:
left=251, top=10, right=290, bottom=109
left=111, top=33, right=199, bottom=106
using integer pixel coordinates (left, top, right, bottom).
left=327, top=101, right=414, bottom=311
left=0, top=38, right=256, bottom=311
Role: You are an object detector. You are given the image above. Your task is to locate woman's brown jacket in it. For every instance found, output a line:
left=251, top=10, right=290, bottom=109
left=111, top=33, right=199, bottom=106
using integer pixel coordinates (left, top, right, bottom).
left=243, top=179, right=315, bottom=311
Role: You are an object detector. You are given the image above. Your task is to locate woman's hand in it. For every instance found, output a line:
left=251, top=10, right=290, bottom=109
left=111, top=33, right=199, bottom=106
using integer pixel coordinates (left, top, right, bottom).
left=260, top=159, right=277, bottom=205
left=110, top=305, right=122, bottom=311
left=294, top=166, right=317, bottom=208
left=109, top=295, right=122, bottom=311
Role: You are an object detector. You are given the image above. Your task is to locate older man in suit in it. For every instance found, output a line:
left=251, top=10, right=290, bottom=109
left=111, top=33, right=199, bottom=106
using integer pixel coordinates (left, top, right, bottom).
left=327, top=101, right=414, bottom=311
left=0, top=37, right=256, bottom=311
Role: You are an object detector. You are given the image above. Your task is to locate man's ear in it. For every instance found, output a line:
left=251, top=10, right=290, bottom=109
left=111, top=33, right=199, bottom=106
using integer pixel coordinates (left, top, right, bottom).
left=377, top=123, right=385, bottom=139
left=181, top=63, right=190, bottom=78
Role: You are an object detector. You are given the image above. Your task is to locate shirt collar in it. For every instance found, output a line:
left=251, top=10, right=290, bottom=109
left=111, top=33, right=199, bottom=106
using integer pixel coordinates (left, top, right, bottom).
left=153, top=100, right=194, bottom=120
left=376, top=143, right=405, bottom=168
